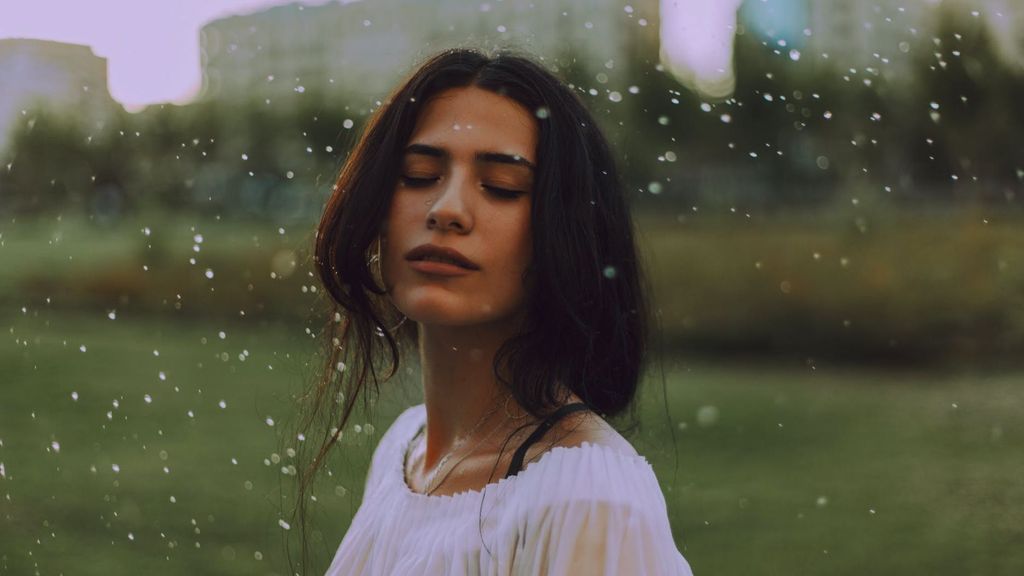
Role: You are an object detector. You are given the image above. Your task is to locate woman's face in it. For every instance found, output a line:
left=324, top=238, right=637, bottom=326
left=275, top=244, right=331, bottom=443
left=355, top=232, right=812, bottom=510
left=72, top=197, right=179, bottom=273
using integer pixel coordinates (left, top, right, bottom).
left=381, top=86, right=538, bottom=328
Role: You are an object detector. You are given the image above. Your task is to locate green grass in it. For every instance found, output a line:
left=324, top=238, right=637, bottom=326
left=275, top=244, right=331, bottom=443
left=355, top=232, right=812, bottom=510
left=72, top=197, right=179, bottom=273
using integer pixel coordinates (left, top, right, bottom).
left=4, top=207, right=1023, bottom=361
left=1, top=312, right=1021, bottom=575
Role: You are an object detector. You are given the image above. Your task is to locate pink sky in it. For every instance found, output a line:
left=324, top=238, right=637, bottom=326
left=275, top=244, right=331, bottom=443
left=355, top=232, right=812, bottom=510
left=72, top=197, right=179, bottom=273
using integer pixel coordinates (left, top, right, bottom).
left=0, top=0, right=321, bottom=111
left=0, top=0, right=710, bottom=110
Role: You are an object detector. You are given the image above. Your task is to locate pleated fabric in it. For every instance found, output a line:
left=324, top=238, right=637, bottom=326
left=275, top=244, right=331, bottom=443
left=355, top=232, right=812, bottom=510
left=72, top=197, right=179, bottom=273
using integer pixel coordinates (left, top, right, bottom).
left=325, top=404, right=694, bottom=576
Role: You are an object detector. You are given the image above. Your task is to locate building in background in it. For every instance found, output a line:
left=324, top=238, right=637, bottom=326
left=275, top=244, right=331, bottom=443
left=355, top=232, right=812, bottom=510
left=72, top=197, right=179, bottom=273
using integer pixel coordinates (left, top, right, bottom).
left=0, top=39, right=120, bottom=154
left=198, top=0, right=645, bottom=103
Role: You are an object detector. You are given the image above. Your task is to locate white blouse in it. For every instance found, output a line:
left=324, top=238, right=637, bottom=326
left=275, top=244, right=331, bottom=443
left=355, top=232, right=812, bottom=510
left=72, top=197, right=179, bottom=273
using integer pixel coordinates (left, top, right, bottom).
left=326, top=404, right=694, bottom=575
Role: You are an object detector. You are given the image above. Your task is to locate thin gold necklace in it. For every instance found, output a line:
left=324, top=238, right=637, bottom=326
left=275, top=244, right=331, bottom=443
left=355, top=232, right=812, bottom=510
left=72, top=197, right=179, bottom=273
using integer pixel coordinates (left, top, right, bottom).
left=407, top=396, right=506, bottom=495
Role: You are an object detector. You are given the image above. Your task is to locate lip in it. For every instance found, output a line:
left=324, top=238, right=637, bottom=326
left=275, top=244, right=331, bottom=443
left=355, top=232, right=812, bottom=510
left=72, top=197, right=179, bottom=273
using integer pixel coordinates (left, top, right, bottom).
left=407, top=260, right=476, bottom=277
left=404, top=243, right=480, bottom=271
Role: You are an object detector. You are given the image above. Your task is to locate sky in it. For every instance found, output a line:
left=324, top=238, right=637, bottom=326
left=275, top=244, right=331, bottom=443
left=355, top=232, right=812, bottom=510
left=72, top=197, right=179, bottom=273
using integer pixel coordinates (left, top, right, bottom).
left=0, top=0, right=321, bottom=111
left=0, top=0, right=705, bottom=111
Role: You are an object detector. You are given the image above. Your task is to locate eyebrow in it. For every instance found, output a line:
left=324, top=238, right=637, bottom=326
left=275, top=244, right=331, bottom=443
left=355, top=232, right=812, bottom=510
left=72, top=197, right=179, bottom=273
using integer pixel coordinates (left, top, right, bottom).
left=404, top=143, right=536, bottom=171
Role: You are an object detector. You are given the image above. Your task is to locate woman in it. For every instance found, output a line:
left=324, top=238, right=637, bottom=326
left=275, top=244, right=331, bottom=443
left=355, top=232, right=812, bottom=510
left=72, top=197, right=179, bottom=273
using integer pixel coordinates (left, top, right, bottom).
left=301, top=48, right=694, bottom=575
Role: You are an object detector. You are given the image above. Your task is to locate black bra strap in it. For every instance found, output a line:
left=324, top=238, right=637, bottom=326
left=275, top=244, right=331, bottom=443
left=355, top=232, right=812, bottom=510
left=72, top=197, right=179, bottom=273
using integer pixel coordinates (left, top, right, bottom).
left=504, top=402, right=590, bottom=479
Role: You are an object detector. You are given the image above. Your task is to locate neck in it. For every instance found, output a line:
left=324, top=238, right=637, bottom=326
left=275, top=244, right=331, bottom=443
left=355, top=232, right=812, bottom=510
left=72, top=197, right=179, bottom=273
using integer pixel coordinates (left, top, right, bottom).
left=416, top=320, right=523, bottom=467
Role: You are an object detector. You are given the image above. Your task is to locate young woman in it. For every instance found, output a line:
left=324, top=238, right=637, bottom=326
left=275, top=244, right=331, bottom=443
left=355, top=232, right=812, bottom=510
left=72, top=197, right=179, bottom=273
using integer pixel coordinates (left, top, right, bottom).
left=303, top=48, right=694, bottom=575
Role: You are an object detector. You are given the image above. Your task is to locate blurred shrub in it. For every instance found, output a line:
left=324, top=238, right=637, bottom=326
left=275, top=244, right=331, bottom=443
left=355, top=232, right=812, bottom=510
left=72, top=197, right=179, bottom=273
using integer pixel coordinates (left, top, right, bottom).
left=3, top=209, right=1022, bottom=364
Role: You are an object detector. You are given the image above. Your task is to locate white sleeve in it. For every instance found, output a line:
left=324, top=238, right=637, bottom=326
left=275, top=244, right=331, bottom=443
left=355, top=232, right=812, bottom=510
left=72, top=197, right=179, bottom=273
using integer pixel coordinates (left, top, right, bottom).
left=362, top=405, right=420, bottom=496
left=512, top=497, right=694, bottom=575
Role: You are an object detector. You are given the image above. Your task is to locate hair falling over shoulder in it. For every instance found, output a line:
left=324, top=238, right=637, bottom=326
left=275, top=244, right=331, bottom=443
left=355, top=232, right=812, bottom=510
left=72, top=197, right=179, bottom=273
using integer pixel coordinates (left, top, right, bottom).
left=283, top=47, right=654, bottom=574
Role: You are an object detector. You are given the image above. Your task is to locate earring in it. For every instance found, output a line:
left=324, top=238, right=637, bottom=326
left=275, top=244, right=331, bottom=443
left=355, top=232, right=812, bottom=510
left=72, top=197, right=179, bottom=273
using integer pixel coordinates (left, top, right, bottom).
left=369, top=235, right=408, bottom=332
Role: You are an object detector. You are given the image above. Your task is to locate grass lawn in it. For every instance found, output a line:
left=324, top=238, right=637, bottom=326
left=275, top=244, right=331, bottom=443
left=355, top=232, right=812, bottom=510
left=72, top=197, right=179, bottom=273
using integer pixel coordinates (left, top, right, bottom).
left=1, top=311, right=1021, bottom=575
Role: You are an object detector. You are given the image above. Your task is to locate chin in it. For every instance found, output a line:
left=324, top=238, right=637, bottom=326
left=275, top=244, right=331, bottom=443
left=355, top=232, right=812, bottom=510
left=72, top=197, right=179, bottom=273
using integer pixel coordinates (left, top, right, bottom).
left=398, top=296, right=521, bottom=329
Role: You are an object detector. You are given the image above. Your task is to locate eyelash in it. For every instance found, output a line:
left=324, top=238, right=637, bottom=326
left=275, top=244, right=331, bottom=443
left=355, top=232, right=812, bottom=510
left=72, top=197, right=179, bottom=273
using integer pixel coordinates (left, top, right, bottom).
left=399, top=176, right=524, bottom=199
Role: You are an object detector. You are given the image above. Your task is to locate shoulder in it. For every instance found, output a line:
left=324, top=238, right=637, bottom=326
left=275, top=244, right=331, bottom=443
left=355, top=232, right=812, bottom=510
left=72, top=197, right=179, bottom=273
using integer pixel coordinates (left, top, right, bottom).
left=511, top=415, right=662, bottom=509
left=363, top=404, right=424, bottom=491
left=375, top=403, right=425, bottom=454
left=519, top=408, right=640, bottom=469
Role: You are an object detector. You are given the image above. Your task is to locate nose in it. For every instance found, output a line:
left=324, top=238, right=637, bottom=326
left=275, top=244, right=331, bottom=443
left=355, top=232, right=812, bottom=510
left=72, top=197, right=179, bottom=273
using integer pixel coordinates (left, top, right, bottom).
left=426, top=170, right=473, bottom=233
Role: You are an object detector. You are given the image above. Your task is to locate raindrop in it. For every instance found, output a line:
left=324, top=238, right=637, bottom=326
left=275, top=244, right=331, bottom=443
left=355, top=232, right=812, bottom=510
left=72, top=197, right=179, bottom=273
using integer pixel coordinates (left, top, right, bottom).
left=144, top=394, right=152, bottom=404
left=602, top=266, right=618, bottom=279
left=204, top=268, right=214, bottom=279
left=51, top=441, right=61, bottom=453
left=699, top=102, right=712, bottom=112
left=278, top=519, right=291, bottom=530
left=535, top=107, right=550, bottom=119
left=720, top=114, right=732, bottom=123
left=657, top=116, right=670, bottom=125
left=218, top=400, right=227, bottom=409
left=71, top=391, right=79, bottom=401
left=696, top=406, right=719, bottom=427
left=647, top=181, right=663, bottom=194
left=608, top=91, right=622, bottom=103
left=789, top=49, right=801, bottom=61
left=107, top=310, right=117, bottom=320
left=266, top=417, right=275, bottom=427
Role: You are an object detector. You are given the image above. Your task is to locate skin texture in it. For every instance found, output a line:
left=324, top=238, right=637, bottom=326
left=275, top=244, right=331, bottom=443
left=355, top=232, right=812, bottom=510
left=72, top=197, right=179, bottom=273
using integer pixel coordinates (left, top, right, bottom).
left=380, top=86, right=635, bottom=497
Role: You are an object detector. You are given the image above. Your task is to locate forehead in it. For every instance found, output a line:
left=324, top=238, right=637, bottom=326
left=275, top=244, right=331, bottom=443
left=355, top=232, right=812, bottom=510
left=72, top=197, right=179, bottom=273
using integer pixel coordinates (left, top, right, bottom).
left=407, top=86, right=538, bottom=163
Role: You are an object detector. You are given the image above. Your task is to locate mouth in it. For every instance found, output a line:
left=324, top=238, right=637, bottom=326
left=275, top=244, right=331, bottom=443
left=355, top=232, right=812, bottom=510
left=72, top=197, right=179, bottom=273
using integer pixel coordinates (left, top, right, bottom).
left=404, top=244, right=480, bottom=271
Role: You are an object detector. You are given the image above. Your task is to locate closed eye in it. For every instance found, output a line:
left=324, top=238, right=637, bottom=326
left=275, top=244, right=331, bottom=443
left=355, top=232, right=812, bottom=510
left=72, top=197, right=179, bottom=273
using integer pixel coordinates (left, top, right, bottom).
left=401, top=176, right=524, bottom=199
left=400, top=176, right=438, bottom=188
left=483, top=185, right=525, bottom=200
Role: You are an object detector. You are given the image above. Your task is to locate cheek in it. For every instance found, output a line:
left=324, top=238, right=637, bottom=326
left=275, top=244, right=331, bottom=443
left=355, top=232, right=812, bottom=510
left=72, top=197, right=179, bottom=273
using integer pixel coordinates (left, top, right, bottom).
left=501, top=208, right=533, bottom=278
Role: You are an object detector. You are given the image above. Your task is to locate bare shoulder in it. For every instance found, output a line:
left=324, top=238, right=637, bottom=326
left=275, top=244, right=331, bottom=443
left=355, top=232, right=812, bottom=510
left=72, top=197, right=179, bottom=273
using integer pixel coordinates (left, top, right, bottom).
left=542, top=409, right=639, bottom=458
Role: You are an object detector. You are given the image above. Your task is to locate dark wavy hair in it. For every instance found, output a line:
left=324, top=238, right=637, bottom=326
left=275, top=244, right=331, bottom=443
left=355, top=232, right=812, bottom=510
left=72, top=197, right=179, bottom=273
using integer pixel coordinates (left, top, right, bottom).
left=288, top=47, right=657, bottom=572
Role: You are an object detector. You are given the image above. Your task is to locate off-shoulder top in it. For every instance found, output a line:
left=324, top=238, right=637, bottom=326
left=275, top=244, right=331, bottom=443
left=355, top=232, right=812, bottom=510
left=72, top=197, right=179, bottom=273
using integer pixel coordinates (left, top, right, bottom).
left=325, top=404, right=694, bottom=575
